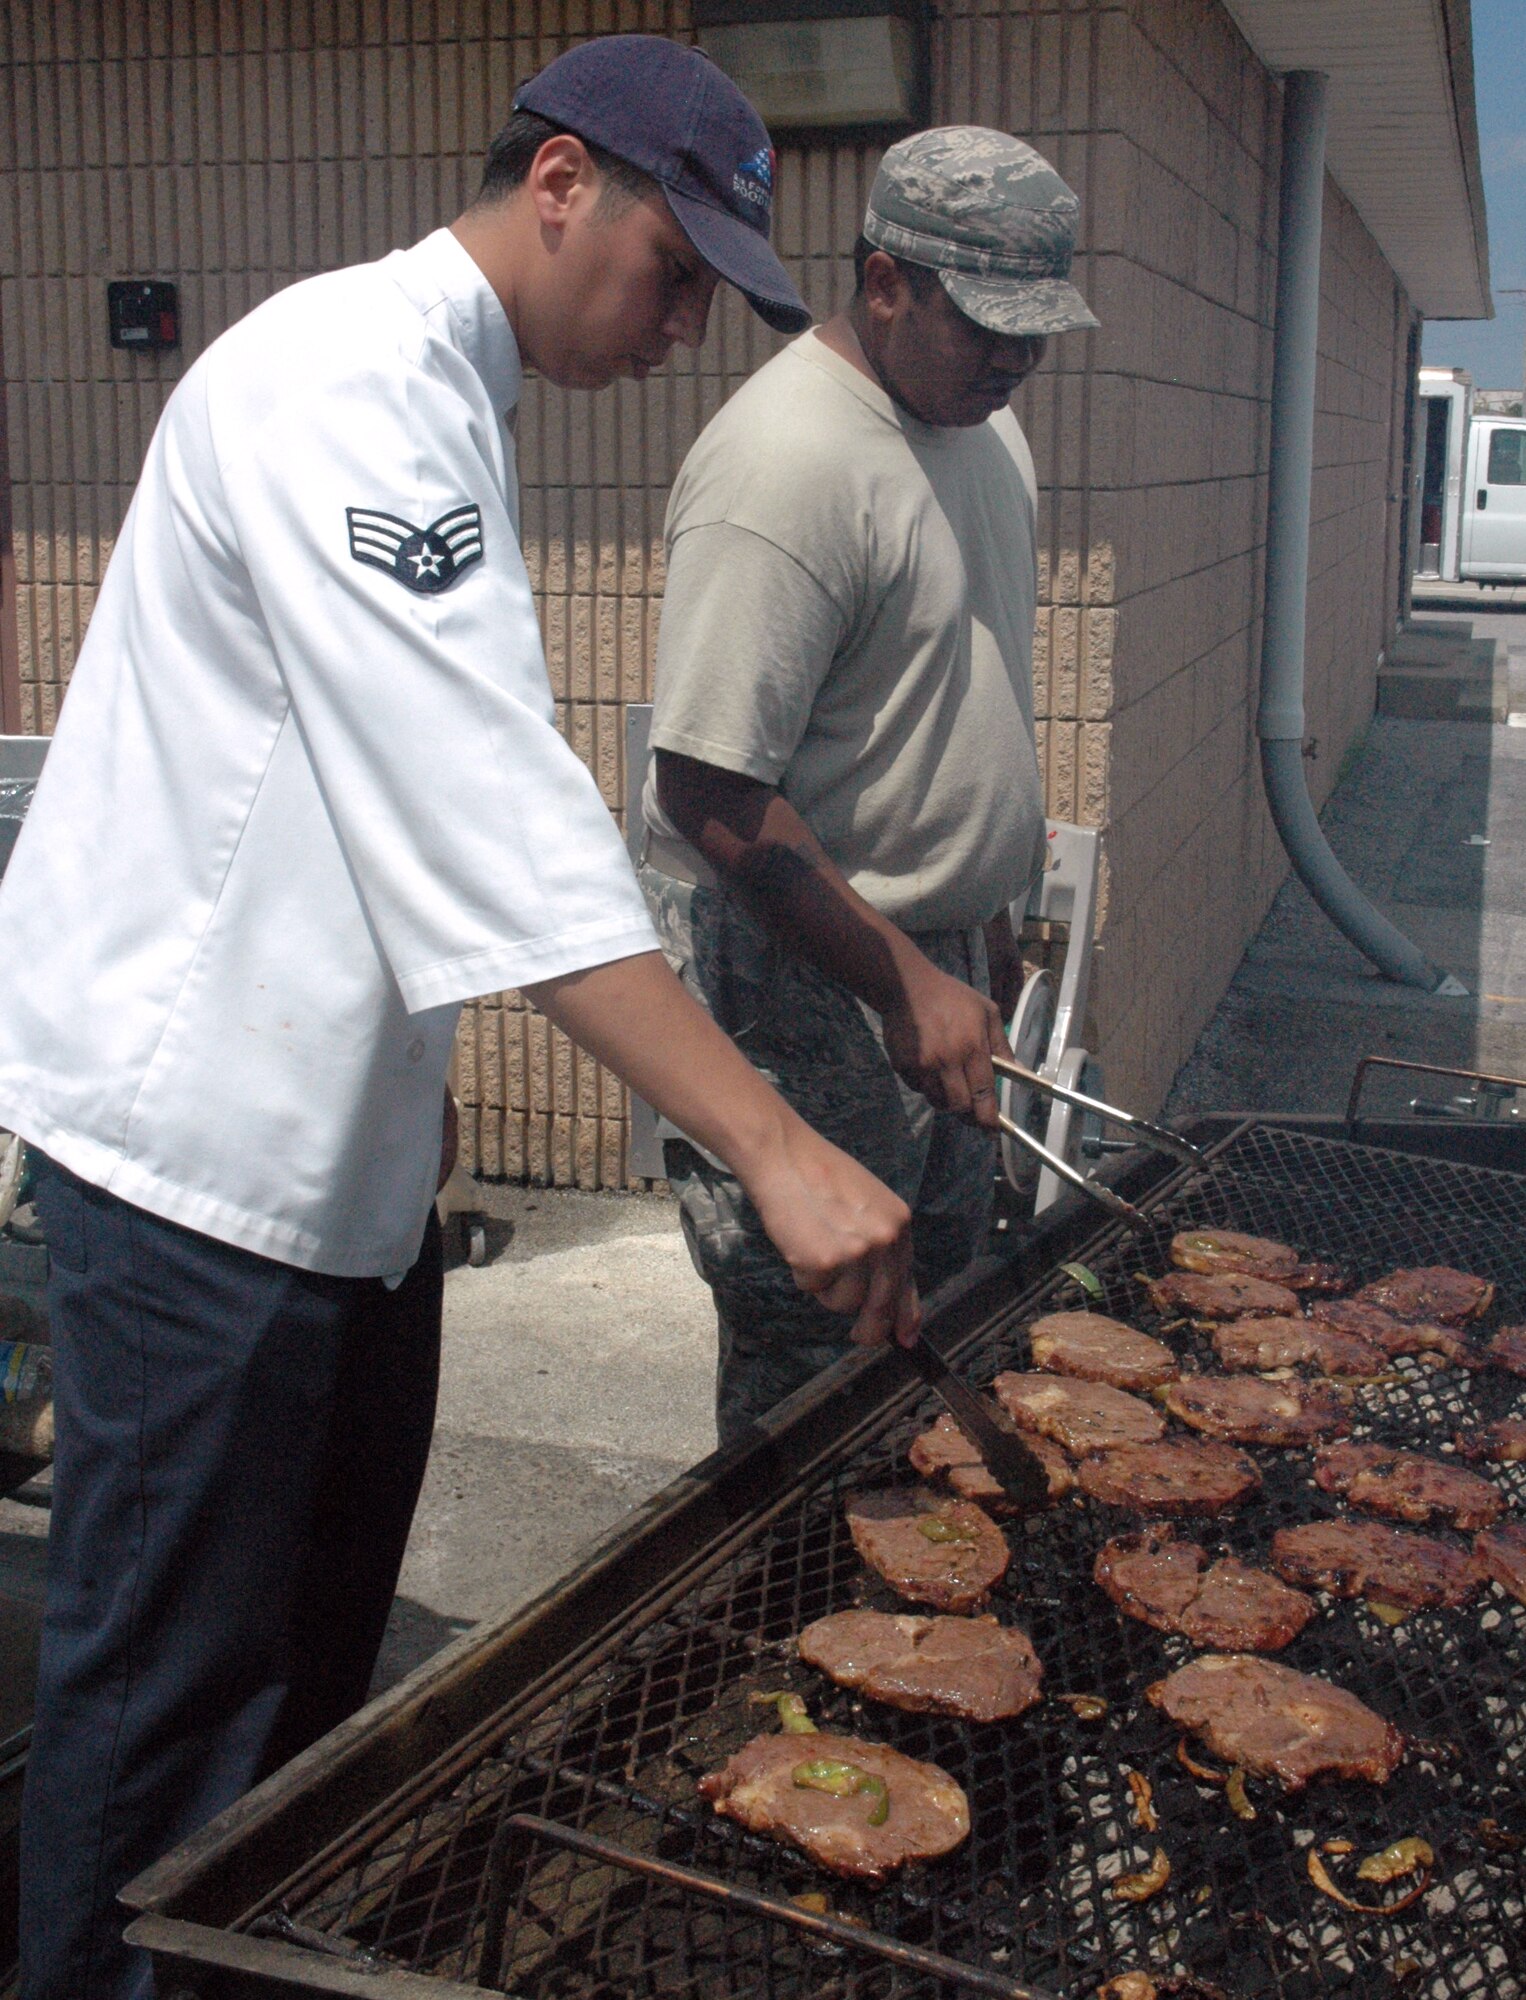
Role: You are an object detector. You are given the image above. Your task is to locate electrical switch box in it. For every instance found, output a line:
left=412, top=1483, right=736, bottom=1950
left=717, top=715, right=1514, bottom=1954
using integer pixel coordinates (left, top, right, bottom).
left=107, top=280, right=179, bottom=352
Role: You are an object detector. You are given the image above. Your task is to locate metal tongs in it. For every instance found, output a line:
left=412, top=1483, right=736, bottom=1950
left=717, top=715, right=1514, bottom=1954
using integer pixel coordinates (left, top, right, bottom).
left=990, top=1051, right=1205, bottom=1235
left=901, top=1330, right=1052, bottom=1514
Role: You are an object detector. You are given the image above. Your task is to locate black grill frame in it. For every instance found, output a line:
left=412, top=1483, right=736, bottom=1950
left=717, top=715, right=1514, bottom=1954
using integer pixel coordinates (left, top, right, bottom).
left=122, top=1117, right=1526, bottom=2000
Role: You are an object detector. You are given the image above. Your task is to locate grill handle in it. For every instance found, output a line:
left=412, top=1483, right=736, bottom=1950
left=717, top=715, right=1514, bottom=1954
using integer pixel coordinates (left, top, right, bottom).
left=478, top=1813, right=1056, bottom=1999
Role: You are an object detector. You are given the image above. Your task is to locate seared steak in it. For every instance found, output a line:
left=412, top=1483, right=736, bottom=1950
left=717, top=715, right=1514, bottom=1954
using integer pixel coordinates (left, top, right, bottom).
left=1455, top=1414, right=1526, bottom=1463
left=1162, top=1375, right=1350, bottom=1446
left=1212, top=1315, right=1385, bottom=1378
left=1483, top=1327, right=1526, bottom=1377
left=1147, top=1655, right=1403, bottom=1789
left=1352, top=1266, right=1494, bottom=1326
left=798, top=1610, right=1042, bottom=1721
left=1306, top=1295, right=1473, bottom=1363
left=1312, top=1441, right=1504, bottom=1531
left=1170, top=1229, right=1301, bottom=1279
left=845, top=1489, right=1009, bottom=1614
left=1170, top=1229, right=1343, bottom=1294
left=1271, top=1518, right=1482, bottom=1609
left=1145, top=1271, right=1299, bottom=1320
left=1096, top=1530, right=1313, bottom=1650
left=1076, top=1438, right=1261, bottom=1515
left=699, top=1730, right=969, bottom=1880
left=1028, top=1311, right=1179, bottom=1390
left=1474, top=1519, right=1526, bottom=1606
left=992, top=1372, right=1165, bottom=1454
left=908, top=1412, right=1074, bottom=1508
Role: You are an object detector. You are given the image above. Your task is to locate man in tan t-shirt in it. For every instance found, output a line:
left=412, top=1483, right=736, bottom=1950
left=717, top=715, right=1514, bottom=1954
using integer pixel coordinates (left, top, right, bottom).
left=641, top=128, right=1098, bottom=1440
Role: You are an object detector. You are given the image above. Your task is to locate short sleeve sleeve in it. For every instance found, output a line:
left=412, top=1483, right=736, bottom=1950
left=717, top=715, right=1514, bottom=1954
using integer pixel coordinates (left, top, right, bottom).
left=649, top=521, right=848, bottom=784
left=215, top=339, right=657, bottom=1013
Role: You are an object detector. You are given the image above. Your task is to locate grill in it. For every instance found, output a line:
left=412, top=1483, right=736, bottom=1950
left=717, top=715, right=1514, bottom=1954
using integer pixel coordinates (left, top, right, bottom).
left=125, top=1118, right=1526, bottom=2000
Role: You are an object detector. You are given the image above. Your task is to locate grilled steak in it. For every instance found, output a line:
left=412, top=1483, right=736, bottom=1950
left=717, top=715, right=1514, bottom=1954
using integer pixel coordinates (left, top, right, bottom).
left=1312, top=1441, right=1504, bottom=1531
left=1306, top=1295, right=1473, bottom=1363
left=1483, top=1327, right=1526, bottom=1377
left=798, top=1610, right=1042, bottom=1721
left=1474, top=1519, right=1526, bottom=1606
left=1212, top=1315, right=1385, bottom=1378
left=1076, top=1438, right=1261, bottom=1515
left=1454, top=1414, right=1526, bottom=1463
left=1170, top=1229, right=1344, bottom=1294
left=1096, top=1530, right=1313, bottom=1650
left=1145, top=1271, right=1299, bottom=1320
left=1352, top=1266, right=1494, bottom=1326
left=992, top=1372, right=1165, bottom=1454
left=845, top=1489, right=1009, bottom=1614
left=1147, top=1655, right=1403, bottom=1790
left=1162, top=1375, right=1350, bottom=1446
left=1271, top=1518, right=1482, bottom=1609
left=908, top=1412, right=1074, bottom=1509
left=1028, top=1311, right=1179, bottom=1390
left=1170, top=1229, right=1300, bottom=1279
left=699, top=1730, right=969, bottom=1880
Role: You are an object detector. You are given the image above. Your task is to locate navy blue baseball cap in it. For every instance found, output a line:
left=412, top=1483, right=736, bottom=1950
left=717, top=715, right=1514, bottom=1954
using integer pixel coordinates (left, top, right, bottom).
left=514, top=35, right=810, bottom=334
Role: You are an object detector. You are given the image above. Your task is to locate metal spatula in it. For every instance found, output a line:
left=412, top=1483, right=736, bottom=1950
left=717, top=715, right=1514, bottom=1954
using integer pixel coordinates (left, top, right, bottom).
left=901, top=1332, right=1052, bottom=1515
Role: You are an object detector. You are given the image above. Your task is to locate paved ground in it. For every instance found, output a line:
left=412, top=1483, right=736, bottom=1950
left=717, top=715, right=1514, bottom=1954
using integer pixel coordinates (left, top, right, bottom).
left=371, top=1184, right=718, bottom=1686
left=1165, top=597, right=1526, bottom=1121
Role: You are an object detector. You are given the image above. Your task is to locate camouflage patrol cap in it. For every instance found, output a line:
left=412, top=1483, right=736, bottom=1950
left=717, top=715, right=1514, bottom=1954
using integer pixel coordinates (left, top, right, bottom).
left=864, top=126, right=1098, bottom=337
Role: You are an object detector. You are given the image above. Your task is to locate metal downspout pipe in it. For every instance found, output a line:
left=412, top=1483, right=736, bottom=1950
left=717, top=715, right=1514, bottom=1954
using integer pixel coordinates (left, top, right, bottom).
left=1257, top=70, right=1465, bottom=996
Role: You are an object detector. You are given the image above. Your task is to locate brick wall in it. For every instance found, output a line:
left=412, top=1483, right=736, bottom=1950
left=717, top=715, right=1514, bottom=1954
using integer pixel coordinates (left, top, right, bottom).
left=0, top=0, right=1413, bottom=1181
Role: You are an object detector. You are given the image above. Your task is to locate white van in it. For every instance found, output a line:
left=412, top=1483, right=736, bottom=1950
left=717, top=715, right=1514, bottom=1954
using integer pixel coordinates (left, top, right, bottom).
left=1417, top=367, right=1526, bottom=584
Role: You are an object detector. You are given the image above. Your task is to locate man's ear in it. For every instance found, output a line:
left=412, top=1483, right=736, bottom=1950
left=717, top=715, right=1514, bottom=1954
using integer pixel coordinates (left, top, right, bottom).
left=860, top=248, right=907, bottom=325
left=526, top=133, right=596, bottom=234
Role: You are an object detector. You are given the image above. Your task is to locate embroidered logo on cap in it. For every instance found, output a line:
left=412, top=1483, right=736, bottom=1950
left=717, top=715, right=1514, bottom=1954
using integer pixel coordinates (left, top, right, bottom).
left=733, top=146, right=774, bottom=213
left=346, top=504, right=484, bottom=594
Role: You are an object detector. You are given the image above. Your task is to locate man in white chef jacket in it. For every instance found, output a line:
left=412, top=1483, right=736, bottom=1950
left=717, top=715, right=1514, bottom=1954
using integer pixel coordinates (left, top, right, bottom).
left=0, top=39, right=917, bottom=2000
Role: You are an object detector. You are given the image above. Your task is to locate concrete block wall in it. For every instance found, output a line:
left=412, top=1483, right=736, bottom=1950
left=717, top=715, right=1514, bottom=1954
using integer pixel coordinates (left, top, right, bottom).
left=1009, top=0, right=1410, bottom=1111
left=0, top=0, right=1414, bottom=1182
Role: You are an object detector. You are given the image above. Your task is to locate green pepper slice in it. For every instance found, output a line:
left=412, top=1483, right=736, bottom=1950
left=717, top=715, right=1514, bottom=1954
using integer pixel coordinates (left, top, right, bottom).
left=792, top=1759, right=891, bottom=1826
left=754, top=1691, right=818, bottom=1734
left=915, top=1515, right=974, bottom=1544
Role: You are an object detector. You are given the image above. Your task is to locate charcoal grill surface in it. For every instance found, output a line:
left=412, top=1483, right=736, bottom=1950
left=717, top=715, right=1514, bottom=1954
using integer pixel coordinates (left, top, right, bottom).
left=129, top=1125, right=1526, bottom=1999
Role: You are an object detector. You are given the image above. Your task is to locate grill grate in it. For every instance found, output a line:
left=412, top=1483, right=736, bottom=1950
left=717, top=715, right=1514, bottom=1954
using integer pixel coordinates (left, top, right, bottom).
left=265, top=1127, right=1526, bottom=1998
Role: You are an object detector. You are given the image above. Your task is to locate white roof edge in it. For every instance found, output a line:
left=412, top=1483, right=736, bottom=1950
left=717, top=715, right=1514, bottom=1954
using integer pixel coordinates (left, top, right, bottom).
left=1221, top=0, right=1491, bottom=320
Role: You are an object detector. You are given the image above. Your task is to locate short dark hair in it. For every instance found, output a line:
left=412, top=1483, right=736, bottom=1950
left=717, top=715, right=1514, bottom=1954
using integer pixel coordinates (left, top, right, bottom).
left=851, top=233, right=942, bottom=300
left=476, top=107, right=658, bottom=211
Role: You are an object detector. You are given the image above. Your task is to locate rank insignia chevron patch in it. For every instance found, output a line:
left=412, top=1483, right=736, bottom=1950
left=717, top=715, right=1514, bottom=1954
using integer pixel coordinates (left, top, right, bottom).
left=346, top=503, right=484, bottom=594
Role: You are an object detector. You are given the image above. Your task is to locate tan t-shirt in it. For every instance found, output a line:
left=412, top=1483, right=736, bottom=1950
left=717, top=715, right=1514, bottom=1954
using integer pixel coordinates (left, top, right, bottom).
left=644, top=331, right=1046, bottom=932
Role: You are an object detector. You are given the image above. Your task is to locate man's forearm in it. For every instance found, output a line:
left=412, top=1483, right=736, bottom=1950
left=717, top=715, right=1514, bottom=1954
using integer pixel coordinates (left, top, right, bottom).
left=654, top=751, right=925, bottom=1014
left=523, top=950, right=785, bottom=1179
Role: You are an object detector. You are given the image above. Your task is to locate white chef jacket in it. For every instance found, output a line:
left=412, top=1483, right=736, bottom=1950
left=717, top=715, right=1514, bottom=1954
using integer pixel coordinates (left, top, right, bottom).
left=0, top=228, right=658, bottom=1277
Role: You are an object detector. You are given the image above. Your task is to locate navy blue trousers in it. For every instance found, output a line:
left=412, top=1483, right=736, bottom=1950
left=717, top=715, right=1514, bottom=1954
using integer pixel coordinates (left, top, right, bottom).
left=20, top=1160, right=443, bottom=2000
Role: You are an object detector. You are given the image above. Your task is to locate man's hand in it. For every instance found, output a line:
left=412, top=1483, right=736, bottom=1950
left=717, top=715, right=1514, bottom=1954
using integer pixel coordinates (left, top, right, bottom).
left=879, top=957, right=1012, bottom=1132
left=744, top=1115, right=920, bottom=1347
left=523, top=952, right=920, bottom=1348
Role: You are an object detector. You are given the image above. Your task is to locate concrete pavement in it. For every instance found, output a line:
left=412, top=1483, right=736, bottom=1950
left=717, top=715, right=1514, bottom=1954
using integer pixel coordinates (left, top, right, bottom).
left=372, top=1183, right=718, bottom=1688
left=1166, top=598, right=1526, bottom=1120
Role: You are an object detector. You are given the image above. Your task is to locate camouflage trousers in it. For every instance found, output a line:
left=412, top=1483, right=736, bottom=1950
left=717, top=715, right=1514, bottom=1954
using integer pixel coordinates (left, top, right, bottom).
left=640, top=863, right=995, bottom=1445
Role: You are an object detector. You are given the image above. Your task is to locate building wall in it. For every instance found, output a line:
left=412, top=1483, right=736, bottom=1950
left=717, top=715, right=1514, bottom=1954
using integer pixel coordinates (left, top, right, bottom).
left=0, top=0, right=1413, bottom=1184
